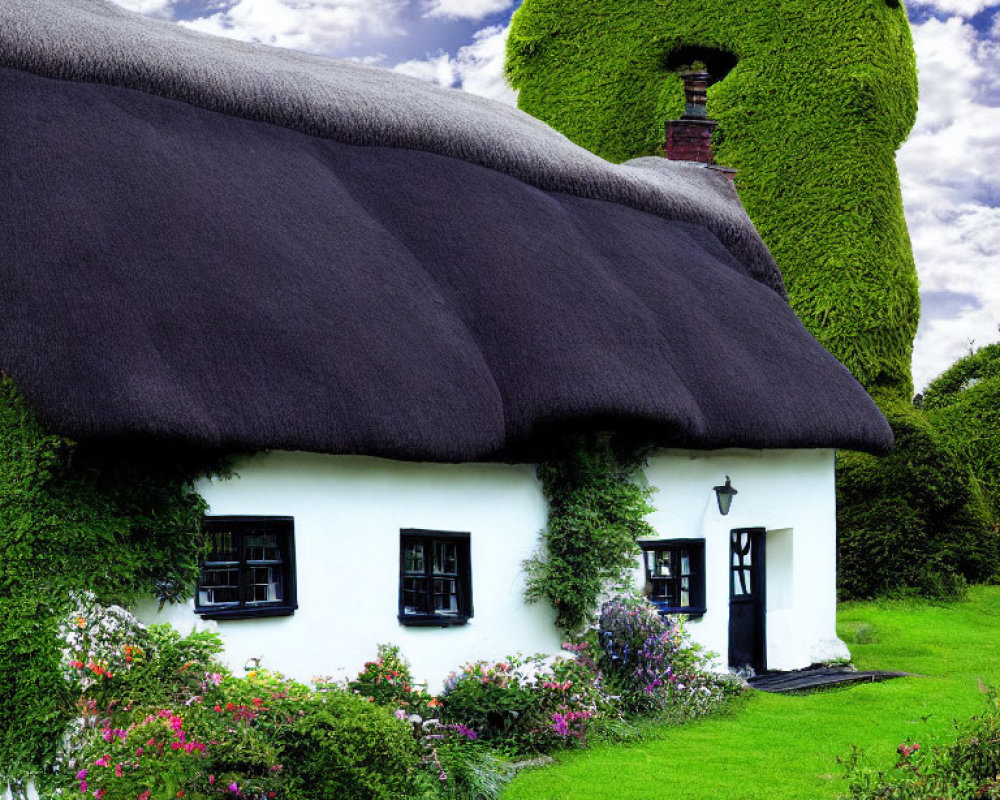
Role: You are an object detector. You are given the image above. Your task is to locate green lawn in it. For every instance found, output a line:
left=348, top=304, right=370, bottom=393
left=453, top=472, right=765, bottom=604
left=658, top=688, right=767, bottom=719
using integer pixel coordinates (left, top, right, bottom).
left=502, top=585, right=1000, bottom=800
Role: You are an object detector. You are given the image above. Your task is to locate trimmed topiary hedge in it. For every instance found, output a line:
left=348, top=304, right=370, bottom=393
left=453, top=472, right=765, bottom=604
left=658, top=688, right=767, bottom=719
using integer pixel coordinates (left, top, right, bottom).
left=837, top=401, right=998, bottom=600
left=923, top=343, right=1000, bottom=529
left=507, top=0, right=920, bottom=402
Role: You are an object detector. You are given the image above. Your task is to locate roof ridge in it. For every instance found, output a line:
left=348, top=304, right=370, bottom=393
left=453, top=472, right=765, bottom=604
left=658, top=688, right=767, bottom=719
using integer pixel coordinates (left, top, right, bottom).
left=0, top=0, right=785, bottom=295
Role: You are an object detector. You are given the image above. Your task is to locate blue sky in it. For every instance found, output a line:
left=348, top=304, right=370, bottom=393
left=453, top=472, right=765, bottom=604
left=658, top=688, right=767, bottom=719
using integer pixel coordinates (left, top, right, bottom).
left=114, top=0, right=1000, bottom=392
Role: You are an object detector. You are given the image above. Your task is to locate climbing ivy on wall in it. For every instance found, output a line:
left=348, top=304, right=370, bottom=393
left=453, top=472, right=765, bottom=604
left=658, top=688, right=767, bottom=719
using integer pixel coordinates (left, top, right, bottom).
left=0, top=376, right=226, bottom=780
left=506, top=0, right=920, bottom=402
left=526, top=433, right=655, bottom=633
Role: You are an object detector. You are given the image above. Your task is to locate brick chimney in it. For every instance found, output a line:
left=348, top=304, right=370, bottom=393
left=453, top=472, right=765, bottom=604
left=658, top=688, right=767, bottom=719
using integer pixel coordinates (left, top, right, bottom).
left=664, top=71, right=736, bottom=182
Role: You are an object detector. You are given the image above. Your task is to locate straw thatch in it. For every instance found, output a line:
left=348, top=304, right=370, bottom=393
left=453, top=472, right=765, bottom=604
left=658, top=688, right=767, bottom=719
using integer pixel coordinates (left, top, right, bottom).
left=0, top=0, right=892, bottom=460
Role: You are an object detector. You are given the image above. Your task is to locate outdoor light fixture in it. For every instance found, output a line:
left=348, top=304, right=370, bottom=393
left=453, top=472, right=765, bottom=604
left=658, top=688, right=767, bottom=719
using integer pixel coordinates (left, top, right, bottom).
left=713, top=476, right=738, bottom=516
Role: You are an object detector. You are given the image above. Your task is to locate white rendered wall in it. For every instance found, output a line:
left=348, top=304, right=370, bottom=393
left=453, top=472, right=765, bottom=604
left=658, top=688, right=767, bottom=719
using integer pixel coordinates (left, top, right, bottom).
left=637, top=448, right=849, bottom=672
left=136, top=451, right=561, bottom=692
left=137, top=447, right=847, bottom=689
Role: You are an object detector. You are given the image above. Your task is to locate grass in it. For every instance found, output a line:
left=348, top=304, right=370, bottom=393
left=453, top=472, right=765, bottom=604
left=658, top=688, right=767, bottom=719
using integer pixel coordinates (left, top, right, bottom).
left=502, top=585, right=1000, bottom=800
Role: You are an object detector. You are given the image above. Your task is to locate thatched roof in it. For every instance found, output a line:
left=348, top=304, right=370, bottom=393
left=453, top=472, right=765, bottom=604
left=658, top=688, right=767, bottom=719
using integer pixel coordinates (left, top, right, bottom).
left=0, top=0, right=892, bottom=460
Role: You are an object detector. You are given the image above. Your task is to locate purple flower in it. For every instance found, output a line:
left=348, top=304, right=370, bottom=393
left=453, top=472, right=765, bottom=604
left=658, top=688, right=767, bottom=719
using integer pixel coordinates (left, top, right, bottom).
left=453, top=724, right=478, bottom=740
left=76, top=770, right=87, bottom=781
left=228, top=782, right=240, bottom=794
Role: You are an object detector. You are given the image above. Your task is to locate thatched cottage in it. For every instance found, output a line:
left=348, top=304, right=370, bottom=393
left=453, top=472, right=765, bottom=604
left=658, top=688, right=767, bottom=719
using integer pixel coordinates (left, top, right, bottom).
left=0, top=0, right=891, bottom=686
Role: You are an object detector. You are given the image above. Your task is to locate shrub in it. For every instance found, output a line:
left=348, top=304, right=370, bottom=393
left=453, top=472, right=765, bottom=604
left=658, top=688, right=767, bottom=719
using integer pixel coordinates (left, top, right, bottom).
left=348, top=644, right=438, bottom=717
left=924, top=342, right=1000, bottom=530
left=439, top=654, right=598, bottom=754
left=596, top=597, right=739, bottom=716
left=280, top=691, right=435, bottom=800
left=843, top=691, right=1000, bottom=799
left=46, top=603, right=439, bottom=800
left=837, top=403, right=998, bottom=600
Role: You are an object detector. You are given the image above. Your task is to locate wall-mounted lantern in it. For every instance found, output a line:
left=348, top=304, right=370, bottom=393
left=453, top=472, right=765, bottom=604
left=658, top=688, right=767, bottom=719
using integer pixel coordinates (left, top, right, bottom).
left=713, top=476, right=738, bottom=516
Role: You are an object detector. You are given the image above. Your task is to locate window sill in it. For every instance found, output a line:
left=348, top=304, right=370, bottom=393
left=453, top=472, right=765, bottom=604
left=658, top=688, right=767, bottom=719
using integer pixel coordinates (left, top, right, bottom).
left=197, top=605, right=297, bottom=621
left=650, top=603, right=706, bottom=618
left=398, top=614, right=471, bottom=628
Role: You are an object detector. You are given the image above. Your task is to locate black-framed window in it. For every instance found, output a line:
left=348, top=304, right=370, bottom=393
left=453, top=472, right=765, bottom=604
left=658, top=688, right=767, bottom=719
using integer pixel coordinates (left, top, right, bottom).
left=398, top=529, right=472, bottom=626
left=639, top=539, right=706, bottom=616
left=195, top=516, right=297, bottom=620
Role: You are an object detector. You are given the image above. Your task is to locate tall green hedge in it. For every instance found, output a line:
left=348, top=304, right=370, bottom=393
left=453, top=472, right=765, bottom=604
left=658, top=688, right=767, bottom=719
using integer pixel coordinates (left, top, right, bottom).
left=0, top=376, right=224, bottom=780
left=507, top=0, right=919, bottom=402
left=837, top=403, right=997, bottom=600
left=923, top=343, right=1000, bottom=529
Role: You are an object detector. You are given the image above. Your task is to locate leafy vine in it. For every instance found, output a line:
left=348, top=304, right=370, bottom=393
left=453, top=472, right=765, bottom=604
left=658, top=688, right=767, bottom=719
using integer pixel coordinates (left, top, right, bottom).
left=525, top=432, right=655, bottom=633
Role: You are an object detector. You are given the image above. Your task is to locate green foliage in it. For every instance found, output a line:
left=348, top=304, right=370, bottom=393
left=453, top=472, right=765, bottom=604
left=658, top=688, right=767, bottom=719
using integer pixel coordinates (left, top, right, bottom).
left=842, top=691, right=1000, bottom=800
left=596, top=597, right=740, bottom=715
left=46, top=601, right=435, bottom=800
left=439, top=657, right=559, bottom=754
left=507, top=0, right=920, bottom=400
left=0, top=376, right=228, bottom=781
left=347, top=644, right=436, bottom=716
left=924, top=343, right=1000, bottom=529
left=836, top=401, right=999, bottom=600
left=280, top=691, right=435, bottom=800
left=433, top=741, right=515, bottom=800
left=526, top=433, right=655, bottom=632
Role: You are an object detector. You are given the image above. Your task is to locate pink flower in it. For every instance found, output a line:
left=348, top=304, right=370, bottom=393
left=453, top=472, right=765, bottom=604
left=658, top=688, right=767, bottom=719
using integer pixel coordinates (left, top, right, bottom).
left=94, top=757, right=109, bottom=767
left=228, top=782, right=240, bottom=794
left=208, top=775, right=216, bottom=786
left=75, top=770, right=87, bottom=781
left=79, top=781, right=87, bottom=794
left=114, top=764, right=122, bottom=777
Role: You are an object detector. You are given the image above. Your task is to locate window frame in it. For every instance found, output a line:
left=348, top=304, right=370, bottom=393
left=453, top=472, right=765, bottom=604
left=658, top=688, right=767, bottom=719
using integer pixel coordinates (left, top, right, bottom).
left=195, top=515, right=298, bottom=620
left=398, top=529, right=473, bottom=627
left=638, top=538, right=706, bottom=617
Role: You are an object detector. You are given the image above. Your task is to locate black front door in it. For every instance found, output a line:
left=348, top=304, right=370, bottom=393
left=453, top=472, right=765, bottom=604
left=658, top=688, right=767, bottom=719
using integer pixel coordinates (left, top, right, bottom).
left=729, top=527, right=766, bottom=673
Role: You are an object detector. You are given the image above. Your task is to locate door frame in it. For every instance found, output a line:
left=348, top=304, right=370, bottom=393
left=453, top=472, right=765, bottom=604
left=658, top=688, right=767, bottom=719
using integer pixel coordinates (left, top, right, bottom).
left=728, top=527, right=767, bottom=672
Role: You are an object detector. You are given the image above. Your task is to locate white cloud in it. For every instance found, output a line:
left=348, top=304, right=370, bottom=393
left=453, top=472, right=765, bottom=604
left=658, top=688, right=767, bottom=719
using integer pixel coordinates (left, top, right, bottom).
left=900, top=17, right=1000, bottom=389
left=907, top=0, right=1000, bottom=16
left=422, top=0, right=514, bottom=22
left=393, top=24, right=516, bottom=104
left=109, top=0, right=177, bottom=18
left=178, top=0, right=408, bottom=56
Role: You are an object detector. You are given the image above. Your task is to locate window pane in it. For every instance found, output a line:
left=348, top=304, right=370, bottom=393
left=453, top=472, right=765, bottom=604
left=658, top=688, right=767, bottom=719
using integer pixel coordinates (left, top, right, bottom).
left=680, top=588, right=690, bottom=607
left=403, top=543, right=425, bottom=575
left=247, top=565, right=282, bottom=604
left=680, top=552, right=690, bottom=576
left=402, top=577, right=428, bottom=615
left=656, top=550, right=673, bottom=578
left=434, top=541, right=457, bottom=575
left=433, top=578, right=458, bottom=614
left=198, top=567, right=240, bottom=606
left=246, top=533, right=281, bottom=563
left=208, top=529, right=237, bottom=562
